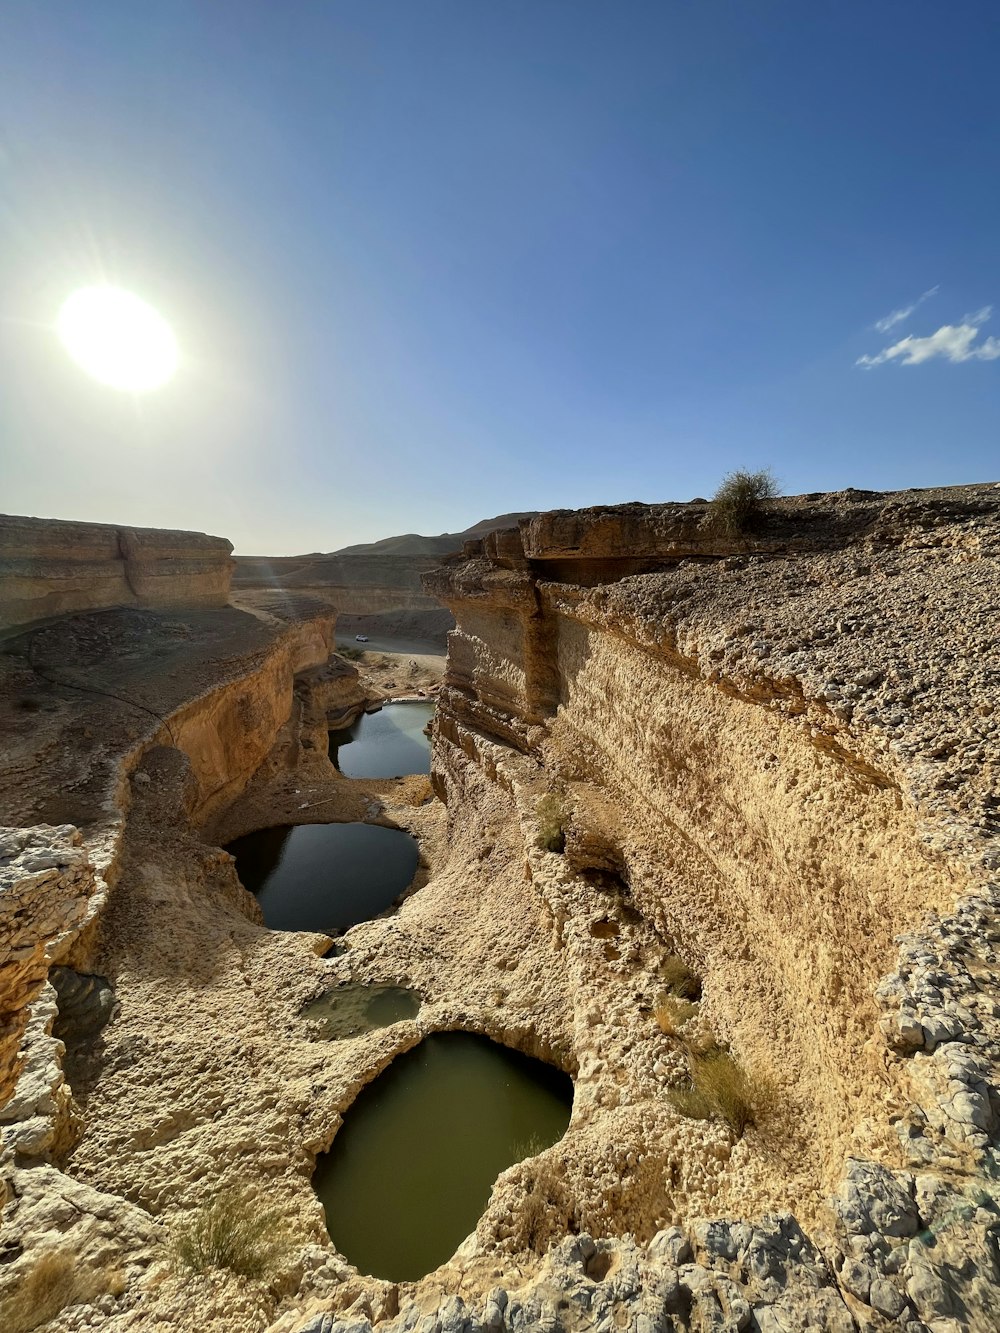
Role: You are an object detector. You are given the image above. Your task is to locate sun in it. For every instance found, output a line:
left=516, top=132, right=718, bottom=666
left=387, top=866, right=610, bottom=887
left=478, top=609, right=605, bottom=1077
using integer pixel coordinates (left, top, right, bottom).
left=57, top=285, right=179, bottom=392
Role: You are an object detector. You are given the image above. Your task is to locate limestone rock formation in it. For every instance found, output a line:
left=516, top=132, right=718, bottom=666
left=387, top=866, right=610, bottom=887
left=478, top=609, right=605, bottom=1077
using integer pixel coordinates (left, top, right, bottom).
left=232, top=514, right=538, bottom=634
left=4, top=485, right=1000, bottom=1333
left=0, top=827, right=98, bottom=1111
left=0, top=514, right=234, bottom=630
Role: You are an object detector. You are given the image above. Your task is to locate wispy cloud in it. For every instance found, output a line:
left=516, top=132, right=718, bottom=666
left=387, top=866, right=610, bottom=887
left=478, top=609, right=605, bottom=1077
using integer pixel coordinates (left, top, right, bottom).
left=874, top=285, right=939, bottom=333
left=857, top=305, right=1000, bottom=368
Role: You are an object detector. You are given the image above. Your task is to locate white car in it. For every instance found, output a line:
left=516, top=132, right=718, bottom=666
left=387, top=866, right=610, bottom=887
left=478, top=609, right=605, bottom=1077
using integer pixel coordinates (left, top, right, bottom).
left=355, top=634, right=369, bottom=642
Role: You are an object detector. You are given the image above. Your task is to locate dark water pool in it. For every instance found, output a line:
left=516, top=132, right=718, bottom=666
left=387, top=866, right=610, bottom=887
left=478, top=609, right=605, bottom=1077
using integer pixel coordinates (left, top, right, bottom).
left=329, top=702, right=434, bottom=779
left=314, top=1032, right=573, bottom=1281
left=302, top=984, right=422, bottom=1039
left=226, top=822, right=419, bottom=933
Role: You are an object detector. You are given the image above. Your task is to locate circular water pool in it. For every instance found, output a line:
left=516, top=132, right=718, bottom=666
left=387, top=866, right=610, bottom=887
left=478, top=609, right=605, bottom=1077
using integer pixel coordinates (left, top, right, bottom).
left=226, top=822, right=420, bottom=933
left=329, top=701, right=434, bottom=779
left=314, top=1032, right=573, bottom=1281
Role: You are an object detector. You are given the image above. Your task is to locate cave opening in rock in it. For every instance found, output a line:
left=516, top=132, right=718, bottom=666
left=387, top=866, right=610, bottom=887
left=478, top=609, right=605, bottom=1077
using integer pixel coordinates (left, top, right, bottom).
left=313, top=1031, right=574, bottom=1282
left=225, top=822, right=420, bottom=932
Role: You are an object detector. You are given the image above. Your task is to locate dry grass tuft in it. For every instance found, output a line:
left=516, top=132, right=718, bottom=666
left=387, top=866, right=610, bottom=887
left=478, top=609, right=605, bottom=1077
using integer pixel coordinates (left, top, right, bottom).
left=0, top=1250, right=117, bottom=1333
left=710, top=469, right=779, bottom=536
left=654, top=993, right=698, bottom=1036
left=658, top=954, right=701, bottom=1000
left=666, top=1083, right=713, bottom=1120
left=677, top=1049, right=775, bottom=1135
left=171, top=1189, right=290, bottom=1279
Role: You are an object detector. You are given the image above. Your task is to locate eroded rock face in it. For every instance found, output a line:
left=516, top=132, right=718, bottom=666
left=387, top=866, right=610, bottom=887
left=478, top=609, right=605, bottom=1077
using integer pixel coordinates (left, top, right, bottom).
left=0, top=827, right=98, bottom=1111
left=0, top=513, right=234, bottom=630
left=375, top=483, right=1000, bottom=1333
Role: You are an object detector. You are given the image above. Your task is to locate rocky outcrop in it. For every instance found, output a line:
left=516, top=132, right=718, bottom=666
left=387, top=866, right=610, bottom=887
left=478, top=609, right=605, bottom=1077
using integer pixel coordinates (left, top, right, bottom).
left=0, top=828, right=98, bottom=1113
left=391, top=483, right=1000, bottom=1332
left=231, top=514, right=538, bottom=627
left=233, top=553, right=445, bottom=618
left=0, top=514, right=234, bottom=630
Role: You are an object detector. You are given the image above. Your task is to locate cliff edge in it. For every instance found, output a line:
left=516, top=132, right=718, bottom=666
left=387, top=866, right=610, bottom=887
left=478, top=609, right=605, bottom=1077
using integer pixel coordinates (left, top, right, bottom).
left=0, top=514, right=235, bottom=630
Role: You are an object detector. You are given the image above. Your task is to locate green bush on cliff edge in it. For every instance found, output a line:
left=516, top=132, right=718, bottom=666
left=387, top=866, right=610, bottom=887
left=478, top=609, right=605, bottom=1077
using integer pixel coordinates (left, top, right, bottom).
left=709, top=469, right=779, bottom=536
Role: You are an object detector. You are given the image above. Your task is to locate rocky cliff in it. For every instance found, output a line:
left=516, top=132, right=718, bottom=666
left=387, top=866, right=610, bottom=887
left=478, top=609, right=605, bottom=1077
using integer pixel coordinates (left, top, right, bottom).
left=0, top=514, right=234, bottom=630
left=380, top=482, right=1000, bottom=1333
left=231, top=515, right=538, bottom=630
left=5, top=486, right=1000, bottom=1333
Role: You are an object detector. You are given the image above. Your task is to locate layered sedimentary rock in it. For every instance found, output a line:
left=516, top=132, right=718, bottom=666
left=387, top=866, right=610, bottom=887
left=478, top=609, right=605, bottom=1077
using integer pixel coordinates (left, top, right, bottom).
left=384, top=482, right=1000, bottom=1333
left=232, top=552, right=445, bottom=617
left=6, top=486, right=1000, bottom=1333
left=0, top=514, right=234, bottom=630
left=0, top=827, right=97, bottom=1114
left=231, top=514, right=537, bottom=629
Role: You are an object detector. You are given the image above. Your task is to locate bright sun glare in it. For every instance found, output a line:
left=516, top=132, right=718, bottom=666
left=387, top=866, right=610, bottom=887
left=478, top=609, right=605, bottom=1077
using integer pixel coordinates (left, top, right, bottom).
left=57, top=285, right=179, bottom=392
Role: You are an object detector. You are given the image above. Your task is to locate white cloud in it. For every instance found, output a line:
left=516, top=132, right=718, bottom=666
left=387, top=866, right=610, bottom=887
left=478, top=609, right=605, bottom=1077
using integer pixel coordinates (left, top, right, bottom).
left=857, top=305, right=1000, bottom=368
left=874, top=285, right=939, bottom=333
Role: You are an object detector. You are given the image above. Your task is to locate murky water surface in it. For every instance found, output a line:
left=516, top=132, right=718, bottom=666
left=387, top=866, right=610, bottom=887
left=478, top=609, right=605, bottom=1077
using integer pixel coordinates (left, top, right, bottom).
left=313, top=1032, right=573, bottom=1281
left=227, top=822, right=419, bottom=932
left=302, top=984, right=421, bottom=1039
left=329, top=702, right=434, bottom=779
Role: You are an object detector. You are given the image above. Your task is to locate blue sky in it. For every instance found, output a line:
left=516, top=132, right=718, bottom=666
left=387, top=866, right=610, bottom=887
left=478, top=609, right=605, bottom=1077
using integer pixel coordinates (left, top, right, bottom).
left=3, top=2, right=999, bottom=553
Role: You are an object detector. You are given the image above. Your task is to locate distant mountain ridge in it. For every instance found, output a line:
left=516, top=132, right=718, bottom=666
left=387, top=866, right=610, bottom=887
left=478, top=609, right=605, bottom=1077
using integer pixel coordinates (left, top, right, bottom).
left=329, top=512, right=540, bottom=558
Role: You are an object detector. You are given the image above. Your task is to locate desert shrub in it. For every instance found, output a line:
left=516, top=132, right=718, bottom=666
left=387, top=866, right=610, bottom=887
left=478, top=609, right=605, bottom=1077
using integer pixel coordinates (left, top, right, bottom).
left=666, top=1082, right=713, bottom=1121
left=0, top=1250, right=119, bottom=1333
left=709, top=469, right=779, bottom=536
left=691, top=1049, right=774, bottom=1134
left=654, top=993, right=698, bottom=1036
left=337, top=644, right=364, bottom=662
left=171, top=1189, right=290, bottom=1279
left=658, top=954, right=701, bottom=1000
left=535, top=793, right=566, bottom=853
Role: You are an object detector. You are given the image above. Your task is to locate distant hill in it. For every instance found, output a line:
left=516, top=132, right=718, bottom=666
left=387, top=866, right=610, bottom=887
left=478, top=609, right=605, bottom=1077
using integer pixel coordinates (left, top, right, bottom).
left=330, top=512, right=539, bottom=558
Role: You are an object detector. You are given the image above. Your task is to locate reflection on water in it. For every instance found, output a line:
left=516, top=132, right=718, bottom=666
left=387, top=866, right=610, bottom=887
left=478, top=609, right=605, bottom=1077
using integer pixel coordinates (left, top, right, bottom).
left=302, top=984, right=422, bottom=1039
left=314, top=1032, right=573, bottom=1281
left=226, top=822, right=419, bottom=932
left=329, top=702, right=434, bottom=779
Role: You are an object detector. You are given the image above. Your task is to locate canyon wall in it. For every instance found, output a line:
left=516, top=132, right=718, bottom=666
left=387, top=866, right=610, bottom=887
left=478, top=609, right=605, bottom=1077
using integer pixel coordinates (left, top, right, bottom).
left=232, top=552, right=443, bottom=617
left=0, top=596, right=358, bottom=1134
left=0, top=514, right=234, bottom=630
left=395, top=483, right=1000, bottom=1332
left=232, top=515, right=538, bottom=632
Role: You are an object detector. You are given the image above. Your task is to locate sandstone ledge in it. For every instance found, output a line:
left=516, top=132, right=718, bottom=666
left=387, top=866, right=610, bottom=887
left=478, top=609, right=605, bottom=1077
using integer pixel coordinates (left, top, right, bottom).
left=0, top=513, right=235, bottom=630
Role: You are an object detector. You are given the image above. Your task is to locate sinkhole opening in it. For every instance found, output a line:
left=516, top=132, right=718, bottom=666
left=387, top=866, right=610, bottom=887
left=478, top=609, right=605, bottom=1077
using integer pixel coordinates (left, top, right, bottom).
left=313, top=1031, right=574, bottom=1283
left=329, top=701, right=435, bottom=779
left=226, top=822, right=420, bottom=933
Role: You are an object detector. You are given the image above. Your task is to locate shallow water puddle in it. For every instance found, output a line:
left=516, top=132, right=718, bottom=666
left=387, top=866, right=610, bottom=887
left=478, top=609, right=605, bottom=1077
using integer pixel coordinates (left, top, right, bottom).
left=329, top=701, right=434, bottom=779
left=302, top=984, right=421, bottom=1038
left=226, top=822, right=419, bottom=933
left=314, top=1032, right=573, bottom=1282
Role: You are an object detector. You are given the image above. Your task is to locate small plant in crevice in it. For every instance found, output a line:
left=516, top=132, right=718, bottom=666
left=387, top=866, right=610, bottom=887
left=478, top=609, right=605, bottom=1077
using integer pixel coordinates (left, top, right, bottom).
left=535, top=792, right=567, bottom=853
left=511, top=1131, right=549, bottom=1161
left=654, top=993, right=698, bottom=1037
left=709, top=469, right=779, bottom=536
left=670, top=1047, right=774, bottom=1136
left=0, top=1251, right=123, bottom=1333
left=170, top=1189, right=291, bottom=1279
left=666, top=1082, right=713, bottom=1122
left=658, top=954, right=702, bottom=1000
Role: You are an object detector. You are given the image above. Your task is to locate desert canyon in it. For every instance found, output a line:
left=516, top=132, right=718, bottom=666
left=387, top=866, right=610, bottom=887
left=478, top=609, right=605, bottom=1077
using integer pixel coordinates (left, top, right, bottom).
left=2, top=485, right=1000, bottom=1333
